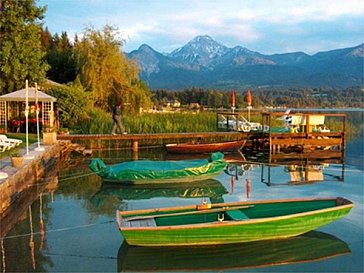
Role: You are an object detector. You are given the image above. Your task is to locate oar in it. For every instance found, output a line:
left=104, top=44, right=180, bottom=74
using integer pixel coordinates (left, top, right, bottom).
left=124, top=205, right=254, bottom=222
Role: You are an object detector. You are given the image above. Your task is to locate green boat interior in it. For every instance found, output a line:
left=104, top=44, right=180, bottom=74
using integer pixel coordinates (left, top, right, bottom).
left=124, top=199, right=341, bottom=227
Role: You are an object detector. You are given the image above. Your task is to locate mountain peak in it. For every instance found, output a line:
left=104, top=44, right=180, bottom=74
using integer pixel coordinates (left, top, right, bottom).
left=127, top=36, right=363, bottom=89
left=138, top=44, right=156, bottom=52
left=191, top=35, right=214, bottom=43
left=169, top=35, right=228, bottom=66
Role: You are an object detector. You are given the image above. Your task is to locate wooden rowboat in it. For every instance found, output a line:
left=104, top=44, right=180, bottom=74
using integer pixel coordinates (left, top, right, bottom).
left=117, top=197, right=353, bottom=246
left=165, top=140, right=245, bottom=154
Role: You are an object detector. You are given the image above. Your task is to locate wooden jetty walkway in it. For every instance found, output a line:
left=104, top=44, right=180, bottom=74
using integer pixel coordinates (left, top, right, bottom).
left=57, top=112, right=346, bottom=154
left=57, top=132, right=248, bottom=151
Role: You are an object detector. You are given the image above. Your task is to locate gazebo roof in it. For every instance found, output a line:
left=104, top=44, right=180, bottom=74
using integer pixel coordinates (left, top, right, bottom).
left=0, top=88, right=57, bottom=102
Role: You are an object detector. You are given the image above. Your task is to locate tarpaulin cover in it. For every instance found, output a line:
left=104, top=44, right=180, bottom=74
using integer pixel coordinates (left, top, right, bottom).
left=89, top=152, right=227, bottom=183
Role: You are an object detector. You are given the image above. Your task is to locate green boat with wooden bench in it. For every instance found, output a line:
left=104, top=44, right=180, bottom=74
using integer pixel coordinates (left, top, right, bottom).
left=116, top=197, right=353, bottom=246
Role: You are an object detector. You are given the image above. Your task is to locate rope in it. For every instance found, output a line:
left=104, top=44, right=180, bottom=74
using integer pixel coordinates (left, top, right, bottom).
left=0, top=220, right=115, bottom=240
left=57, top=171, right=99, bottom=182
left=41, top=252, right=117, bottom=260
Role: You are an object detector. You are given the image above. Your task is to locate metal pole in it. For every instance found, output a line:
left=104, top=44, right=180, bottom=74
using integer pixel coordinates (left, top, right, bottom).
left=25, top=80, right=29, bottom=155
left=24, top=80, right=34, bottom=159
left=35, top=83, right=44, bottom=151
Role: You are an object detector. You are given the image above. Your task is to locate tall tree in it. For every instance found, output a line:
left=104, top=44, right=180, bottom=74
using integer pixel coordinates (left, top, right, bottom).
left=40, top=26, right=52, bottom=50
left=46, top=31, right=77, bottom=83
left=76, top=25, right=151, bottom=112
left=0, top=0, right=48, bottom=93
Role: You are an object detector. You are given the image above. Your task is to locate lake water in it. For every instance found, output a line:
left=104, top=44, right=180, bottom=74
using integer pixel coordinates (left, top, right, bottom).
left=1, top=111, right=363, bottom=273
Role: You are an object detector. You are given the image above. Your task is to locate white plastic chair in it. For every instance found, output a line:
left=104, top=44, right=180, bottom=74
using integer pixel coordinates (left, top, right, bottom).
left=0, top=141, right=13, bottom=152
left=0, top=134, right=23, bottom=147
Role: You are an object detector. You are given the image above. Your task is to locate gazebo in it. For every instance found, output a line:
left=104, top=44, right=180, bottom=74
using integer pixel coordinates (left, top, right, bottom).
left=0, top=88, right=57, bottom=133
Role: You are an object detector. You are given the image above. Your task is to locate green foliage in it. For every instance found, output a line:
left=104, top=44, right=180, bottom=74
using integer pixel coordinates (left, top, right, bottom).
left=153, top=87, right=363, bottom=109
left=75, top=25, right=152, bottom=112
left=76, top=107, right=112, bottom=134
left=0, top=0, right=48, bottom=93
left=45, top=79, right=89, bottom=128
left=44, top=31, right=78, bottom=83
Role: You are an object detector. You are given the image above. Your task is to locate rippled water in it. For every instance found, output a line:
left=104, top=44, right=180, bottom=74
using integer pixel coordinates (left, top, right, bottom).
left=1, top=111, right=363, bottom=273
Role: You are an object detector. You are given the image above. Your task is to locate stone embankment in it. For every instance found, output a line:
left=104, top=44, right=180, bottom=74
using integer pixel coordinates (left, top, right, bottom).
left=0, top=143, right=61, bottom=216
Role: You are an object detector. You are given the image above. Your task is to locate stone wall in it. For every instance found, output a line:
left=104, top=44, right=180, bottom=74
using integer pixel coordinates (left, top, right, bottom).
left=0, top=144, right=61, bottom=216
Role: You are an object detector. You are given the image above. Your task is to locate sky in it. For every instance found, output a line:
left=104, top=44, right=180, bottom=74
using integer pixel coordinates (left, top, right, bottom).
left=39, top=0, right=364, bottom=55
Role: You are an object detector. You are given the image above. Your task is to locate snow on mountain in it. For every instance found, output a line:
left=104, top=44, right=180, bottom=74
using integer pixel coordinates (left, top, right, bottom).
left=169, top=35, right=228, bottom=66
left=126, top=36, right=363, bottom=89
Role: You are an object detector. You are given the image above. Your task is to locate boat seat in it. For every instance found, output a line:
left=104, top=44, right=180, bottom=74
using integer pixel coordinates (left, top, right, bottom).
left=226, top=210, right=249, bottom=220
left=122, top=218, right=157, bottom=228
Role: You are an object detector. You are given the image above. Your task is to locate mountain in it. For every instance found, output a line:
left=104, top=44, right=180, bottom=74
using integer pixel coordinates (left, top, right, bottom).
left=169, top=35, right=228, bottom=67
left=126, top=35, right=364, bottom=89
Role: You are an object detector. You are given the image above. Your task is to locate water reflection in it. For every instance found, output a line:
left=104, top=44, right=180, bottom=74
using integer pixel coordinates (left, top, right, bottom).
left=0, top=175, right=58, bottom=239
left=0, top=111, right=362, bottom=272
left=260, top=159, right=345, bottom=186
left=117, top=231, right=350, bottom=272
left=91, top=179, right=228, bottom=210
left=0, top=187, right=56, bottom=272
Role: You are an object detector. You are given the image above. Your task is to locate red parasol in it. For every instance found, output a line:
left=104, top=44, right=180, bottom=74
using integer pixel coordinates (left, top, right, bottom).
left=247, top=89, right=252, bottom=106
left=231, top=90, right=236, bottom=108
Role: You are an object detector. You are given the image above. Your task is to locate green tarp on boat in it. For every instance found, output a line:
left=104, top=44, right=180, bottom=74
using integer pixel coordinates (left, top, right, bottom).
left=89, top=152, right=227, bottom=184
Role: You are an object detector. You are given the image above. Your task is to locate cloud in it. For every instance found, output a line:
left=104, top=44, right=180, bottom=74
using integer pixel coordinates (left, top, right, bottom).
left=40, top=0, right=364, bottom=54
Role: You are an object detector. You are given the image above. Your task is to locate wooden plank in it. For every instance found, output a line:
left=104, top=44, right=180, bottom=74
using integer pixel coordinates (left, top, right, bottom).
left=271, top=138, right=342, bottom=145
left=130, top=219, right=157, bottom=227
left=125, top=205, right=254, bottom=222
left=121, top=218, right=157, bottom=228
left=121, top=220, right=131, bottom=228
left=58, top=132, right=248, bottom=141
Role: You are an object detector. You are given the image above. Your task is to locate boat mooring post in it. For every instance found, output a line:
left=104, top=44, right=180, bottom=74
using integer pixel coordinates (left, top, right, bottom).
left=132, top=140, right=138, bottom=152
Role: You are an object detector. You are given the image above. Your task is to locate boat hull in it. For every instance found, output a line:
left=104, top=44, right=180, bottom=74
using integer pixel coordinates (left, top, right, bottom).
left=117, top=198, right=353, bottom=246
left=166, top=140, right=245, bottom=154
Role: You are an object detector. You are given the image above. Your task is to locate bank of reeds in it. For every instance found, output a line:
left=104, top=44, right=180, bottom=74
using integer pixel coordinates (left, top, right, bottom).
left=78, top=110, right=220, bottom=134
left=74, top=108, right=358, bottom=139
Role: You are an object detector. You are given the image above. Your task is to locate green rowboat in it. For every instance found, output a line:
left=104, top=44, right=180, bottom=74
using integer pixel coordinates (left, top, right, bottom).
left=116, top=197, right=353, bottom=246
left=89, top=152, right=227, bottom=184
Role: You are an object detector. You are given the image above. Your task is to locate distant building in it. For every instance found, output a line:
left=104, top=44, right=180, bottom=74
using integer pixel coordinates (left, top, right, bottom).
left=190, top=102, right=200, bottom=109
left=172, top=100, right=181, bottom=108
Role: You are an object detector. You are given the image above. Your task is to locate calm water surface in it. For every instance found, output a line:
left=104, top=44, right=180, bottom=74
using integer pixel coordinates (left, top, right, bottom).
left=1, top=111, right=363, bottom=273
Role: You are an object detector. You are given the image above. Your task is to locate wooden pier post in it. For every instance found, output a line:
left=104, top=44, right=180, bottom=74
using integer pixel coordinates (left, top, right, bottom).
left=132, top=140, right=138, bottom=152
left=133, top=150, right=138, bottom=160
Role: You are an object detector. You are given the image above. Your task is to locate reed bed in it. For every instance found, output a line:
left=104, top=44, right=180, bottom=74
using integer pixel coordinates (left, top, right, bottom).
left=78, top=110, right=218, bottom=134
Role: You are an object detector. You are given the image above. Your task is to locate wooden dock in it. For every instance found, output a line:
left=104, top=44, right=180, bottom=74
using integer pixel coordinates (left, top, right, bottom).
left=256, top=112, right=346, bottom=154
left=57, top=112, right=346, bottom=154
left=57, top=132, right=249, bottom=151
